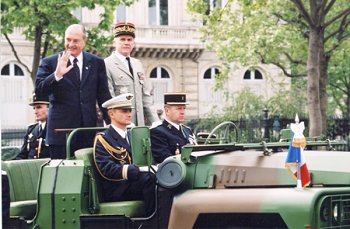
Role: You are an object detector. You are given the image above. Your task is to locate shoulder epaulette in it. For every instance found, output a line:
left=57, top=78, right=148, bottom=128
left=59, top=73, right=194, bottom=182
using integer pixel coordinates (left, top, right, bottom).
left=96, top=131, right=105, bottom=136
left=27, top=122, right=37, bottom=127
left=150, top=120, right=162, bottom=129
left=182, top=124, right=191, bottom=129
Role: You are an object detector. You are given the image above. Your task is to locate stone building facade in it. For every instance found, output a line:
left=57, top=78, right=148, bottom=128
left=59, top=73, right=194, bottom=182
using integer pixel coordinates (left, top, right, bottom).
left=0, top=0, right=290, bottom=129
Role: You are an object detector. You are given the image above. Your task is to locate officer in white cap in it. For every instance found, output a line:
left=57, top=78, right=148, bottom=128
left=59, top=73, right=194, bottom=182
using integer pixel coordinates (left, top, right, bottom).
left=93, top=93, right=155, bottom=216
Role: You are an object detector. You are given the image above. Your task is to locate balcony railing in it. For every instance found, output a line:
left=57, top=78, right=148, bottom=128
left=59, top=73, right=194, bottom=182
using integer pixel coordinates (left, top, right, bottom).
left=135, top=26, right=203, bottom=45
left=2, top=25, right=204, bottom=45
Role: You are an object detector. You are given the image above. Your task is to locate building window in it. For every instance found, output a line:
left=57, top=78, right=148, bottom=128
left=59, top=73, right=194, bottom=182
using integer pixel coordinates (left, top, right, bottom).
left=1, top=64, right=10, bottom=76
left=203, top=67, right=220, bottom=79
left=1, top=63, right=26, bottom=101
left=243, top=69, right=263, bottom=80
left=205, top=0, right=222, bottom=15
left=149, top=0, right=168, bottom=26
left=1, top=63, right=30, bottom=128
left=150, top=67, right=170, bottom=79
left=72, top=7, right=82, bottom=21
left=115, top=5, right=126, bottom=23
left=149, top=66, right=171, bottom=106
left=199, top=67, right=223, bottom=109
left=1, top=63, right=24, bottom=77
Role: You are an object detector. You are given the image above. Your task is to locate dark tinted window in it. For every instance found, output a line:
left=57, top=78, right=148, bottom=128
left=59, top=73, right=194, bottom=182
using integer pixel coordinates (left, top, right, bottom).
left=1, top=64, right=10, bottom=76
left=161, top=68, right=169, bottom=78
left=243, top=70, right=251, bottom=79
left=204, top=68, right=220, bottom=79
left=150, top=67, right=170, bottom=79
left=255, top=70, right=263, bottom=79
left=160, top=0, right=168, bottom=25
left=150, top=68, right=157, bottom=78
left=204, top=69, right=211, bottom=79
left=14, top=65, right=24, bottom=76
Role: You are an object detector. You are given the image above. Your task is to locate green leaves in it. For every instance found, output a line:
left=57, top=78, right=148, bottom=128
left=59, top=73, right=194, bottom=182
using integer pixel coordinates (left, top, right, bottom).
left=2, top=0, right=135, bottom=82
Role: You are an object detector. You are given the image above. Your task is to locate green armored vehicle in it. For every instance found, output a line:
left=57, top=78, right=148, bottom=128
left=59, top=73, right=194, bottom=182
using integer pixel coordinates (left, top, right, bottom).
left=2, top=125, right=349, bottom=229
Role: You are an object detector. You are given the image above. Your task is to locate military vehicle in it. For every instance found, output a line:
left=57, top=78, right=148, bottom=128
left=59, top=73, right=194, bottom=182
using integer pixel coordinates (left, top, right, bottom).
left=2, top=122, right=349, bottom=229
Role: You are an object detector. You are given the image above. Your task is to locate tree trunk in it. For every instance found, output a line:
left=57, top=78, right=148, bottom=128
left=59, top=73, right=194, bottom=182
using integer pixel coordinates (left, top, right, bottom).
left=307, top=29, right=323, bottom=137
left=31, top=25, right=43, bottom=85
left=347, top=82, right=350, bottom=120
left=319, top=52, right=328, bottom=136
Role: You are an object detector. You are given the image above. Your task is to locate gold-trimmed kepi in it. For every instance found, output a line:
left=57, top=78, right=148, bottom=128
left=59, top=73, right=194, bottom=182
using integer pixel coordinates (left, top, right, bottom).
left=102, top=93, right=134, bottom=109
left=29, top=92, right=49, bottom=106
left=164, top=92, right=188, bottom=105
left=113, top=22, right=136, bottom=38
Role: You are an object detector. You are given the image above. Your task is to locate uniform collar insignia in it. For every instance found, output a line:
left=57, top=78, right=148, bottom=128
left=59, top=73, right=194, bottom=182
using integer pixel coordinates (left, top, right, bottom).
left=167, top=124, right=172, bottom=129
left=28, top=133, right=33, bottom=139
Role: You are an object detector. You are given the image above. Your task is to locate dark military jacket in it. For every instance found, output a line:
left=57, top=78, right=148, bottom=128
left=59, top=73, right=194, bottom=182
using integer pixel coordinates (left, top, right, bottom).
left=17, top=123, right=50, bottom=159
left=94, top=126, right=139, bottom=201
left=150, top=120, right=196, bottom=164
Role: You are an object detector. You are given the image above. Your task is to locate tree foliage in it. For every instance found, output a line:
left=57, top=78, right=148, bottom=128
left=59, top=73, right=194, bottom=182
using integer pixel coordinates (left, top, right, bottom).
left=1, top=0, right=135, bottom=83
left=327, top=39, right=350, bottom=117
left=188, top=0, right=350, bottom=136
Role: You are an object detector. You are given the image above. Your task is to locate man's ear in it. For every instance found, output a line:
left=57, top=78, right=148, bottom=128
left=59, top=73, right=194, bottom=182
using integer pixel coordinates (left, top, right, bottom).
left=108, top=109, right=113, bottom=117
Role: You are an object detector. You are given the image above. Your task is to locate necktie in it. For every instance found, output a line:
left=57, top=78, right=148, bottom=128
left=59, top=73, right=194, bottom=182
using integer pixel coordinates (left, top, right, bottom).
left=38, top=124, right=43, bottom=136
left=126, top=130, right=131, bottom=146
left=179, top=125, right=187, bottom=138
left=126, top=57, right=134, bottom=76
left=73, top=58, right=80, bottom=83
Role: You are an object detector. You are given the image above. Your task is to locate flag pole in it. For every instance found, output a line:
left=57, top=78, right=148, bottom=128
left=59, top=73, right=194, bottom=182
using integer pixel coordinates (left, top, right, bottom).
left=296, top=159, right=302, bottom=189
left=295, top=114, right=302, bottom=189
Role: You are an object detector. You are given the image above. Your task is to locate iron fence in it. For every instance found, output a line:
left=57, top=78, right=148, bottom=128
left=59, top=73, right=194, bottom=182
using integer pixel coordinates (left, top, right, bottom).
left=2, top=117, right=349, bottom=150
left=188, top=117, right=350, bottom=151
left=1, top=129, right=26, bottom=147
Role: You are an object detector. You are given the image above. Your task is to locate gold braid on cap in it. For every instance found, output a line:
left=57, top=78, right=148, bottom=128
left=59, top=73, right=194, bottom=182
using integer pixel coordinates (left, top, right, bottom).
left=114, top=25, right=135, bottom=34
left=93, top=133, right=132, bottom=182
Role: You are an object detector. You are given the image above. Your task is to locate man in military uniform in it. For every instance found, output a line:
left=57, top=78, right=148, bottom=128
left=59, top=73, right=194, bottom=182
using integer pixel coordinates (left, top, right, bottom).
left=16, top=93, right=50, bottom=159
left=105, top=22, right=156, bottom=126
left=93, top=93, right=156, bottom=216
left=150, top=93, right=197, bottom=164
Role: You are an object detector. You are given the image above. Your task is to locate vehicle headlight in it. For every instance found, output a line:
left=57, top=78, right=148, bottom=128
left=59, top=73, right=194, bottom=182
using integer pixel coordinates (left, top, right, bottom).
left=156, top=158, right=186, bottom=189
left=332, top=203, right=339, bottom=223
left=319, top=195, right=350, bottom=228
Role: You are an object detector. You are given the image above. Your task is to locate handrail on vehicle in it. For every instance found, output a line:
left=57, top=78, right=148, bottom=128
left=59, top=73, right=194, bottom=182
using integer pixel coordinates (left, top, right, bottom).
left=180, top=139, right=347, bottom=163
left=204, top=121, right=239, bottom=145
left=65, top=127, right=107, bottom=159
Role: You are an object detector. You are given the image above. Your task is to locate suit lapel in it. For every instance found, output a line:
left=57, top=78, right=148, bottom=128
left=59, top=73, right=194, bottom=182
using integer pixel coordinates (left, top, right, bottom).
left=81, top=52, right=91, bottom=87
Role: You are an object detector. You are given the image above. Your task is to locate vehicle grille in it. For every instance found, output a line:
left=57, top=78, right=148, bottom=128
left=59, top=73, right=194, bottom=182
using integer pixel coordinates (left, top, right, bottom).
left=319, top=194, right=350, bottom=228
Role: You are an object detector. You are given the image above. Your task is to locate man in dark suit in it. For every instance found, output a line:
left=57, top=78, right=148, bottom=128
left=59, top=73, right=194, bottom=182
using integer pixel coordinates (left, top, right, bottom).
left=150, top=93, right=197, bottom=164
left=16, top=93, right=50, bottom=159
left=94, top=93, right=156, bottom=216
left=35, top=24, right=111, bottom=159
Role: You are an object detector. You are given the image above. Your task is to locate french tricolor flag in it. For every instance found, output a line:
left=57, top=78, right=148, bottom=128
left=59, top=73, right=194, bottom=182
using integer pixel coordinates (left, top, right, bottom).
left=285, top=120, right=310, bottom=188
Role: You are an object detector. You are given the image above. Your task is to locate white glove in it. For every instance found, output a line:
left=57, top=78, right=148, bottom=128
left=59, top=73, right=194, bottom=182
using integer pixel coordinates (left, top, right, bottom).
left=139, top=165, right=158, bottom=174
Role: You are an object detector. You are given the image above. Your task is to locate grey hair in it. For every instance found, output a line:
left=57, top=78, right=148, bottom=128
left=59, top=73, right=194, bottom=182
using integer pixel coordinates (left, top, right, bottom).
left=66, top=24, right=87, bottom=39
